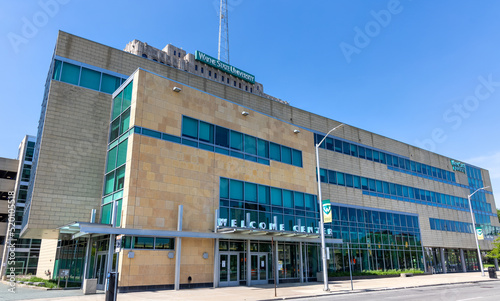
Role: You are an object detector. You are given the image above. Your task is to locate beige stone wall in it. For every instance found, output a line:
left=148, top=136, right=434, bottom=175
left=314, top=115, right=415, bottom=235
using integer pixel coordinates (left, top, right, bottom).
left=36, top=239, right=58, bottom=279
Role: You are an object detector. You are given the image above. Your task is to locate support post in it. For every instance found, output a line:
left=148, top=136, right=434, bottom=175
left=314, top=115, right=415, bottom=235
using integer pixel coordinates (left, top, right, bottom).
left=275, top=240, right=279, bottom=285
left=441, top=248, right=447, bottom=274
left=82, top=236, right=93, bottom=279
left=174, top=205, right=183, bottom=291
left=460, top=249, right=467, bottom=273
left=214, top=238, right=219, bottom=288
left=299, top=242, right=304, bottom=283
left=105, top=201, right=118, bottom=291
left=494, top=258, right=499, bottom=271
left=246, top=240, right=251, bottom=286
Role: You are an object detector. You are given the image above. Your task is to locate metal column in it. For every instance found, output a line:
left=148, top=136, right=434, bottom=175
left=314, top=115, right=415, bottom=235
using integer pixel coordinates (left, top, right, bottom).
left=246, top=240, right=251, bottom=286
left=213, top=238, right=219, bottom=288
left=82, top=236, right=93, bottom=279
left=275, top=241, right=279, bottom=284
left=460, top=249, right=467, bottom=273
left=299, top=242, right=304, bottom=283
left=174, top=205, right=183, bottom=290
left=441, top=248, right=447, bottom=274
left=494, top=258, right=499, bottom=271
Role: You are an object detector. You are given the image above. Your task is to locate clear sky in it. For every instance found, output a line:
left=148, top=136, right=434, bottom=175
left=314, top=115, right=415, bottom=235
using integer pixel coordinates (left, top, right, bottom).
left=1, top=0, right=500, bottom=208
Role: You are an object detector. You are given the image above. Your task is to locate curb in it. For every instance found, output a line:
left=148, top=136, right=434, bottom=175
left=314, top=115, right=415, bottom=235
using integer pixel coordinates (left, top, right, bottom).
left=258, top=279, right=499, bottom=301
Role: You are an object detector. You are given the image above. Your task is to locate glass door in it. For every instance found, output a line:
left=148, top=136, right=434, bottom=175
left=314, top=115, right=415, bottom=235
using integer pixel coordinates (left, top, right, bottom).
left=95, top=252, right=107, bottom=290
left=219, top=253, right=239, bottom=286
left=250, top=253, right=268, bottom=285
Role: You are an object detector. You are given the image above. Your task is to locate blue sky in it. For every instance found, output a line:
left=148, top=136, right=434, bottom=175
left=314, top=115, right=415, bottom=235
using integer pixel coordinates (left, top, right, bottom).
left=1, top=0, right=500, bottom=208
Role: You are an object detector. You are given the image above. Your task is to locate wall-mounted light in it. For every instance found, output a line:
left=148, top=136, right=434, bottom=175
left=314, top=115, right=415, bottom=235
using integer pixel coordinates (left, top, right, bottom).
left=203, top=252, right=209, bottom=259
left=241, top=111, right=249, bottom=116
left=128, top=251, right=135, bottom=259
left=294, top=129, right=300, bottom=134
left=173, top=87, right=182, bottom=92
left=168, top=251, right=175, bottom=259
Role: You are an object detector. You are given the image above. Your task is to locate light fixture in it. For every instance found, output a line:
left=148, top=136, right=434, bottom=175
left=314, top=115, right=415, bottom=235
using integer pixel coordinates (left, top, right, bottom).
left=202, top=252, right=209, bottom=259
left=241, top=111, right=249, bottom=116
left=294, top=129, right=300, bottom=134
left=173, top=87, right=182, bottom=92
left=128, top=251, right=135, bottom=259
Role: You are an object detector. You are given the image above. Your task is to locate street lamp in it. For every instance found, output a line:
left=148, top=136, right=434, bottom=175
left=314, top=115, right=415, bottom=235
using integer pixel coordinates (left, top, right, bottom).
left=315, top=123, right=344, bottom=291
left=467, top=186, right=489, bottom=277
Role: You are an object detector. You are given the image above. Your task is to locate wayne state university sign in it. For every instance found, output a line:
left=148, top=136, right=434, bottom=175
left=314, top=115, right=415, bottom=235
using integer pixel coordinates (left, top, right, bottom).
left=195, top=51, right=255, bottom=84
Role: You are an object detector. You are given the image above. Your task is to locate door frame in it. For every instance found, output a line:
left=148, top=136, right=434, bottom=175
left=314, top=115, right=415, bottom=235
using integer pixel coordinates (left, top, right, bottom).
left=219, top=252, right=240, bottom=287
left=250, top=252, right=268, bottom=285
left=95, top=251, right=108, bottom=290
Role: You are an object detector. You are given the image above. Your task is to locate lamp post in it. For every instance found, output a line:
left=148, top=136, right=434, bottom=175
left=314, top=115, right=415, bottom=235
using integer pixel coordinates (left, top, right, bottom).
left=315, top=123, right=344, bottom=291
left=467, top=186, right=489, bottom=277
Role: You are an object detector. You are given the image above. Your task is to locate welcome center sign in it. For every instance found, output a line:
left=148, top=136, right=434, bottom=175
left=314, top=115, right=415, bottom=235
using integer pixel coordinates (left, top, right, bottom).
left=195, top=51, right=255, bottom=84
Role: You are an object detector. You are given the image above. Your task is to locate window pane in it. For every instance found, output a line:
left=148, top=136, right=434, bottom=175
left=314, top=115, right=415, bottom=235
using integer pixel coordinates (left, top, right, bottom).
left=52, top=59, right=62, bottom=80
left=244, top=182, right=257, bottom=202
left=106, top=147, right=117, bottom=172
left=155, top=238, right=174, bottom=249
left=230, top=179, right=243, bottom=200
left=292, top=149, right=302, bottom=167
left=271, top=188, right=282, bottom=206
left=244, top=135, right=256, bottom=155
left=258, top=185, right=270, bottom=204
left=104, top=172, right=115, bottom=195
left=305, top=194, right=315, bottom=211
left=120, top=109, right=130, bottom=135
left=114, top=166, right=126, bottom=191
left=122, top=81, right=133, bottom=110
left=101, top=73, right=121, bottom=93
left=134, top=237, right=154, bottom=249
left=61, top=62, right=80, bottom=85
left=337, top=172, right=345, bottom=186
left=334, top=140, right=342, bottom=152
left=283, top=190, right=293, bottom=208
left=115, top=199, right=122, bottom=227
left=230, top=131, right=243, bottom=151
left=110, top=119, right=120, bottom=142
left=80, top=67, right=101, bottom=90
left=294, top=192, right=304, bottom=209
left=101, top=203, right=112, bottom=224
left=199, top=121, right=214, bottom=143
left=281, top=146, right=292, bottom=164
left=270, top=143, right=281, bottom=161
left=350, top=144, right=358, bottom=157
left=182, top=116, right=198, bottom=139
left=257, top=139, right=269, bottom=158
left=215, top=126, right=229, bottom=147
left=116, top=140, right=128, bottom=167
left=112, top=92, right=123, bottom=120
left=345, top=174, right=353, bottom=187
left=220, top=178, right=229, bottom=199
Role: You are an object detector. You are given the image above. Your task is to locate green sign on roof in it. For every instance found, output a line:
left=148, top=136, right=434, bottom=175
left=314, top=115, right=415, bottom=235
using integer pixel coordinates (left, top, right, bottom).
left=195, top=50, right=255, bottom=84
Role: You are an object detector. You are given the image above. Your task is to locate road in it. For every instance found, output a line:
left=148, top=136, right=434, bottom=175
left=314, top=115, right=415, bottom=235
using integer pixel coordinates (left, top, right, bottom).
left=312, top=282, right=500, bottom=301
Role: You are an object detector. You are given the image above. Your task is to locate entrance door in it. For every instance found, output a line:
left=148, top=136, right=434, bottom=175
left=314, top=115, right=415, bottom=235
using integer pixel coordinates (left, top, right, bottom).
left=251, top=253, right=268, bottom=285
left=95, top=252, right=107, bottom=290
left=219, top=253, right=239, bottom=286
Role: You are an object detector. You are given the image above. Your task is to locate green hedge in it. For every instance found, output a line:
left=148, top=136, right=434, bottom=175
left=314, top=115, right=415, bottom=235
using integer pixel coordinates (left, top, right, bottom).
left=328, top=269, right=424, bottom=277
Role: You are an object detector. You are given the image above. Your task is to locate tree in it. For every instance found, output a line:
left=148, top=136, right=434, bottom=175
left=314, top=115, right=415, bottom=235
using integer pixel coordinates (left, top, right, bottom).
left=497, top=209, right=500, bottom=223
left=487, top=236, right=500, bottom=260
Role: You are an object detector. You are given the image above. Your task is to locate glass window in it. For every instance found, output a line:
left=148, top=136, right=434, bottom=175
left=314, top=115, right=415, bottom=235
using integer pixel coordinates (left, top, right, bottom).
left=116, top=140, right=128, bottom=167
left=350, top=144, right=358, bottom=157
left=52, top=59, right=62, bottom=80
left=106, top=147, right=117, bottom=173
left=199, top=121, right=214, bottom=143
left=230, top=180, right=243, bottom=200
left=114, top=166, right=126, bottom=191
left=334, top=140, right=342, bottom=153
left=110, top=119, right=120, bottom=142
left=120, top=109, right=130, bottom=135
left=376, top=180, right=383, bottom=193
left=366, top=149, right=373, bottom=161
left=373, top=151, right=380, bottom=162
left=80, top=67, right=101, bottom=90
left=230, top=131, right=243, bottom=151
left=342, top=142, right=350, bottom=155
left=122, top=82, right=133, bottom=110
left=368, top=179, right=376, bottom=191
left=358, top=146, right=366, bottom=159
left=155, top=238, right=174, bottom=249
left=361, top=177, right=368, bottom=190
left=101, top=74, right=122, bottom=94
left=244, top=182, right=257, bottom=202
left=134, top=237, right=154, bottom=249
left=353, top=176, right=361, bottom=188
left=328, top=170, right=336, bottom=184
left=337, top=172, right=345, bottom=186
left=270, top=143, right=281, bottom=161
left=258, top=185, right=270, bottom=204
left=283, top=190, right=293, bottom=208
left=345, top=174, right=354, bottom=187
left=325, top=138, right=334, bottom=150
left=271, top=188, right=282, bottom=206
left=112, top=92, right=123, bottom=120
left=305, top=194, right=315, bottom=211
left=257, top=139, right=269, bottom=158
left=220, top=178, right=229, bottom=199
left=215, top=126, right=229, bottom=147
left=379, top=152, right=386, bottom=164
left=292, top=149, right=302, bottom=167
left=281, top=146, right=292, bottom=164
left=104, top=172, right=115, bottom=195
left=61, top=62, right=80, bottom=85
left=294, top=192, right=304, bottom=209
left=244, top=135, right=256, bottom=155
left=182, top=116, right=198, bottom=139
left=101, top=203, right=112, bottom=224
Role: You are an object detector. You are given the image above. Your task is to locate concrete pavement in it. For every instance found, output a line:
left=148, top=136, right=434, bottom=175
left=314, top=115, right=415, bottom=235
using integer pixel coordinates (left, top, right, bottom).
left=1, top=272, right=498, bottom=301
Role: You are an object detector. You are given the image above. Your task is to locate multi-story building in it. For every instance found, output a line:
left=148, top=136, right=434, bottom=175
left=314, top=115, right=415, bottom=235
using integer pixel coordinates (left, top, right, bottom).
left=0, top=136, right=41, bottom=277
left=0, top=156, right=19, bottom=273
left=22, top=31, right=499, bottom=292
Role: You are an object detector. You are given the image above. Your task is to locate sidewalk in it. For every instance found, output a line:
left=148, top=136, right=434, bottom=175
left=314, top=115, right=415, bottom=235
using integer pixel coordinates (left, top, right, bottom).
left=3, top=272, right=499, bottom=301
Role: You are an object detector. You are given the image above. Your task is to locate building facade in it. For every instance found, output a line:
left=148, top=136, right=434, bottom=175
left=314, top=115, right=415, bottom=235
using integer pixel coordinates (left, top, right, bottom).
left=0, top=156, right=19, bottom=274
left=22, top=31, right=500, bottom=291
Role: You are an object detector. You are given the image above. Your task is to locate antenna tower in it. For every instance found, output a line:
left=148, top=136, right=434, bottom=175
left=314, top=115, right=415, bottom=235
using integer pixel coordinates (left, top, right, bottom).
left=218, top=0, right=229, bottom=63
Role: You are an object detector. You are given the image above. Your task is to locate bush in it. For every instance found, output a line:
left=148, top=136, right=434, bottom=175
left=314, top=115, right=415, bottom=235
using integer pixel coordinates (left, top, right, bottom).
left=18, top=276, right=59, bottom=289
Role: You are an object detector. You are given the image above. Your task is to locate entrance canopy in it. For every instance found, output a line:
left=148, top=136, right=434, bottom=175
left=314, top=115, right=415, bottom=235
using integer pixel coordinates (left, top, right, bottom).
left=59, top=222, right=342, bottom=244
